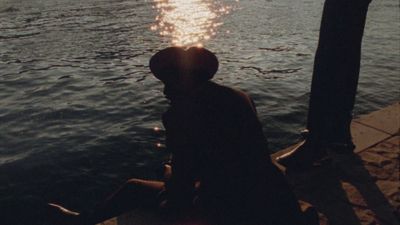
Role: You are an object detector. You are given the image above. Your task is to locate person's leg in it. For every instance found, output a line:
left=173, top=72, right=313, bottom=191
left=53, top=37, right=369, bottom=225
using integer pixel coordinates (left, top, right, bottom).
left=276, top=0, right=372, bottom=169
left=307, top=0, right=371, bottom=144
left=85, top=178, right=164, bottom=224
left=49, top=178, right=164, bottom=225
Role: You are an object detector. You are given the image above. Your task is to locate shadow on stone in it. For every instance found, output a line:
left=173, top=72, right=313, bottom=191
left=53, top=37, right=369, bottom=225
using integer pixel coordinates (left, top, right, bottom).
left=286, top=152, right=399, bottom=225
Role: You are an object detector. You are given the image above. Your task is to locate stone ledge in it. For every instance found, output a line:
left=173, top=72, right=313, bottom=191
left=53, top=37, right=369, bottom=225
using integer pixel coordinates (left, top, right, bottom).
left=353, top=102, right=400, bottom=135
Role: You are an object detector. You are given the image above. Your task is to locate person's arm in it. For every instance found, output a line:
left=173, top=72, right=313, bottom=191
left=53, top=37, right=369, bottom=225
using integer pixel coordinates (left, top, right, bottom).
left=164, top=148, right=196, bottom=208
left=162, top=111, right=197, bottom=210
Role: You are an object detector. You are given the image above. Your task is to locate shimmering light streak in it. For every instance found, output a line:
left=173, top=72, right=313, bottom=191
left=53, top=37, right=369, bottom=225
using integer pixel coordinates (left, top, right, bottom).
left=151, top=0, right=233, bottom=47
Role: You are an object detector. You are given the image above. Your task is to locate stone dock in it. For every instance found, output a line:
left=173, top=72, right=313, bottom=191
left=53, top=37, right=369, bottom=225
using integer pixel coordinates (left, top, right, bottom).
left=98, top=102, right=399, bottom=225
left=273, top=102, right=399, bottom=225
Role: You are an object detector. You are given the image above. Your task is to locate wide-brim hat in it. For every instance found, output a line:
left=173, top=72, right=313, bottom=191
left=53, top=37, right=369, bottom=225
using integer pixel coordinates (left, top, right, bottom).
left=149, top=47, right=218, bottom=84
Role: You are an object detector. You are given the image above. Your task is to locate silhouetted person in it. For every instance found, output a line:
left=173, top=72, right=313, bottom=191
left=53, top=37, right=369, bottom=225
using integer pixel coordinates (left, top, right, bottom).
left=48, top=47, right=317, bottom=225
left=277, top=0, right=372, bottom=168
left=152, top=47, right=316, bottom=225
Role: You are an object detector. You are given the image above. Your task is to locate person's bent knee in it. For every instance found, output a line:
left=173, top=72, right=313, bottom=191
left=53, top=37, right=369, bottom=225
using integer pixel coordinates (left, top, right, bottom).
left=126, top=178, right=146, bottom=185
left=126, top=178, right=164, bottom=190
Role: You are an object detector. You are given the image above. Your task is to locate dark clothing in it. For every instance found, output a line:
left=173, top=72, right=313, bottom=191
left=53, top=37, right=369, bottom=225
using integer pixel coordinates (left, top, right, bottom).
left=162, top=81, right=303, bottom=225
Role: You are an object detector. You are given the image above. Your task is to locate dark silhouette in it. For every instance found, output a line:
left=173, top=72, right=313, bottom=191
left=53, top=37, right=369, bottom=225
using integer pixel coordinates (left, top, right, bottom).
left=48, top=47, right=318, bottom=225
left=277, top=0, right=373, bottom=168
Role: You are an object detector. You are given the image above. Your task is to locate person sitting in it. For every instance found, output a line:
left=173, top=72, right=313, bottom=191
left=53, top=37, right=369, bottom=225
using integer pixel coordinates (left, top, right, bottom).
left=48, top=47, right=318, bottom=225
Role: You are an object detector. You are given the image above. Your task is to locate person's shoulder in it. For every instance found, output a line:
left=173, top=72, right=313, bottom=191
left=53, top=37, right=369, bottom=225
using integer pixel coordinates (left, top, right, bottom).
left=206, top=82, right=250, bottom=100
left=213, top=82, right=253, bottom=105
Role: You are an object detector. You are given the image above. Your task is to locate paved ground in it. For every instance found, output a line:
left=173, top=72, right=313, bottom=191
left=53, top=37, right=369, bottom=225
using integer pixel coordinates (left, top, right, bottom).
left=273, top=102, right=399, bottom=225
left=98, top=102, right=400, bottom=225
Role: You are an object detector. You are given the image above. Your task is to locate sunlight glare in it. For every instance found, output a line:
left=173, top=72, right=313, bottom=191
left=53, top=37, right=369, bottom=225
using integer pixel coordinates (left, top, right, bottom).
left=151, top=0, right=232, bottom=47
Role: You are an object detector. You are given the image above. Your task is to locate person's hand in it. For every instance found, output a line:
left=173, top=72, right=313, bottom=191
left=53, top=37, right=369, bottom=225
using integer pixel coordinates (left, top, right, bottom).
left=159, top=199, right=169, bottom=209
left=163, top=163, right=172, bottom=180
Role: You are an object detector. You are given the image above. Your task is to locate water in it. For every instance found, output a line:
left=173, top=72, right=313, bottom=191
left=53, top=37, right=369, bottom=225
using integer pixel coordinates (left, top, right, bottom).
left=151, top=0, right=232, bottom=46
left=0, top=0, right=399, bottom=224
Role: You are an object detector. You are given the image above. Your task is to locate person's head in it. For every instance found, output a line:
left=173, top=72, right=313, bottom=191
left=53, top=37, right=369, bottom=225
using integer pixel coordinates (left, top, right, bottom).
left=150, top=47, right=218, bottom=101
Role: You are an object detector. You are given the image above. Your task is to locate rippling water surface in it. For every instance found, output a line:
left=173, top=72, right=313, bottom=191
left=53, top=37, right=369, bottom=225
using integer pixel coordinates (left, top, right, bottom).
left=0, top=0, right=399, bottom=224
left=151, top=0, right=231, bottom=46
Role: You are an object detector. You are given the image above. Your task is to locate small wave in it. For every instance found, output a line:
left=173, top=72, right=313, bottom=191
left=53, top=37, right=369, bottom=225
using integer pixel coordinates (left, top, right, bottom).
left=94, top=51, right=119, bottom=60
left=0, top=7, right=19, bottom=13
left=268, top=68, right=302, bottom=74
left=18, top=64, right=80, bottom=74
left=240, top=66, right=302, bottom=75
left=241, top=66, right=265, bottom=74
left=58, top=75, right=72, bottom=80
left=296, top=53, right=310, bottom=57
left=100, top=71, right=149, bottom=83
left=25, top=17, right=41, bottom=23
left=94, top=50, right=145, bottom=60
left=0, top=152, right=31, bottom=165
left=0, top=32, right=41, bottom=40
left=136, top=75, right=146, bottom=82
left=259, top=46, right=293, bottom=52
left=100, top=76, right=127, bottom=82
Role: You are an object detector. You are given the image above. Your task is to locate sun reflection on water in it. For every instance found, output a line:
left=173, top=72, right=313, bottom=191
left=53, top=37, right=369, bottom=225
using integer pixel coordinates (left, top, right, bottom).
left=151, top=0, right=234, bottom=47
